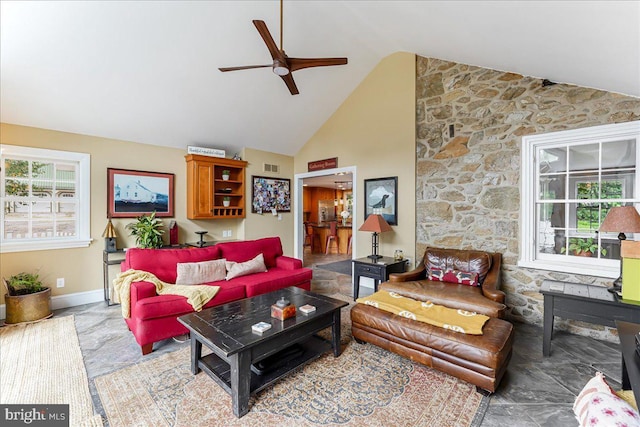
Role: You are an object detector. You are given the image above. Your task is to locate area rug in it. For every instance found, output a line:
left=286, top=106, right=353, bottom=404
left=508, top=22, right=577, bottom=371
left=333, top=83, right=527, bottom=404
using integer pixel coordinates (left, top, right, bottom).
left=0, top=316, right=103, bottom=427
left=95, top=299, right=487, bottom=427
left=316, top=260, right=352, bottom=276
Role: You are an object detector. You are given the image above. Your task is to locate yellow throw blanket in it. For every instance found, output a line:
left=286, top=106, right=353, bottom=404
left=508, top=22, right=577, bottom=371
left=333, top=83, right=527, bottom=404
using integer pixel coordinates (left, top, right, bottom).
left=357, top=290, right=489, bottom=335
left=113, top=269, right=220, bottom=318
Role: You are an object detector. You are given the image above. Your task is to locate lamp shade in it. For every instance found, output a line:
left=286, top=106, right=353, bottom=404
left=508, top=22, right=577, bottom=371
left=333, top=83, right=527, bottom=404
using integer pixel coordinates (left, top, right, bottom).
left=359, top=214, right=392, bottom=233
left=599, top=206, right=640, bottom=233
left=102, top=219, right=117, bottom=238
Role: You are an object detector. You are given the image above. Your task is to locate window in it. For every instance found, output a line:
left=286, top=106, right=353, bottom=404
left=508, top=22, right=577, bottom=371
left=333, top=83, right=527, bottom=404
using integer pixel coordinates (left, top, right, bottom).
left=519, top=121, right=640, bottom=278
left=1, top=145, right=91, bottom=253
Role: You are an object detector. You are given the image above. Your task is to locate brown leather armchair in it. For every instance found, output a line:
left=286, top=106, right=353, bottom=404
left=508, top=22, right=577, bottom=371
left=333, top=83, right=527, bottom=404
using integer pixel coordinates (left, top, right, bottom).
left=350, top=247, right=513, bottom=393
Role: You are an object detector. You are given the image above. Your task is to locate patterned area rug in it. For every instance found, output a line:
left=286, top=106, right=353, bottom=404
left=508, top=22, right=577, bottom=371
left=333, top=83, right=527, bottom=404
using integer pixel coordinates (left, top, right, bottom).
left=95, top=300, right=487, bottom=427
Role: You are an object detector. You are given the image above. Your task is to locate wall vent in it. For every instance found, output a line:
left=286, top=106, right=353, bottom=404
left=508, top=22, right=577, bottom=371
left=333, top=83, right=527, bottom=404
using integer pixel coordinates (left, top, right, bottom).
left=263, top=163, right=279, bottom=173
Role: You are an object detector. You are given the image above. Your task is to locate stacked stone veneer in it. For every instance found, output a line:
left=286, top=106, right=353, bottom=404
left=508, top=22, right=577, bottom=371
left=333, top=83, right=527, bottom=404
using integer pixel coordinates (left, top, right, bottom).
left=415, top=55, right=640, bottom=341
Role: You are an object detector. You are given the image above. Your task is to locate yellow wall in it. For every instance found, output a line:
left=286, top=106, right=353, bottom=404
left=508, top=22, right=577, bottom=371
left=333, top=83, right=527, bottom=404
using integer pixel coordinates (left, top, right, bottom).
left=242, top=148, right=295, bottom=254
left=0, top=124, right=242, bottom=304
left=294, top=52, right=417, bottom=264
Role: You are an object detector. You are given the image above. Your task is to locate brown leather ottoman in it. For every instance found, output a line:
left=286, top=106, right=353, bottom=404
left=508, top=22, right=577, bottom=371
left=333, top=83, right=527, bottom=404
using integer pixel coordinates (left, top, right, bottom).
left=351, top=303, right=513, bottom=393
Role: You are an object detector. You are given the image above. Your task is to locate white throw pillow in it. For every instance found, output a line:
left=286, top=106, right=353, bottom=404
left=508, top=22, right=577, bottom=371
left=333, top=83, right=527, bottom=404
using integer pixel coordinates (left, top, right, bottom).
left=176, top=259, right=226, bottom=285
left=226, top=253, right=267, bottom=280
left=579, top=391, right=640, bottom=427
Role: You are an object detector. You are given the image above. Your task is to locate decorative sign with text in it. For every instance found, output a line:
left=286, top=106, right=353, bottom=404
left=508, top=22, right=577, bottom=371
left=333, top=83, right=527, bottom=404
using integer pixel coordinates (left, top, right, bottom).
left=308, top=157, right=338, bottom=172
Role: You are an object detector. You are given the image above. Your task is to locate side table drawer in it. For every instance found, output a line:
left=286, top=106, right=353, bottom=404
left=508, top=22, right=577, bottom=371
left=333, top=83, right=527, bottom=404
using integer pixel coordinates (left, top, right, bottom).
left=354, top=263, right=385, bottom=279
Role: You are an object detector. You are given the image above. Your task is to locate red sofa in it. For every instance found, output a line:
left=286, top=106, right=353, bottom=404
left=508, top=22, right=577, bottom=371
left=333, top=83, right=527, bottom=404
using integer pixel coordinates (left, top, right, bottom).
left=120, top=237, right=312, bottom=354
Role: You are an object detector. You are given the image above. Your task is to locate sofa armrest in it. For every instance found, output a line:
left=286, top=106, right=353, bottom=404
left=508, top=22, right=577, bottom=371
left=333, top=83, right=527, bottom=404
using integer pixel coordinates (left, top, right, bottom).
left=480, top=253, right=505, bottom=304
left=276, top=256, right=303, bottom=270
left=389, top=263, right=427, bottom=282
left=130, top=281, right=157, bottom=302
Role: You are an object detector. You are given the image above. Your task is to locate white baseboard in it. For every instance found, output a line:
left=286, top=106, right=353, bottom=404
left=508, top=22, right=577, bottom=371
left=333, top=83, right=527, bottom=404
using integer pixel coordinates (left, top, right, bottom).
left=0, top=289, right=104, bottom=320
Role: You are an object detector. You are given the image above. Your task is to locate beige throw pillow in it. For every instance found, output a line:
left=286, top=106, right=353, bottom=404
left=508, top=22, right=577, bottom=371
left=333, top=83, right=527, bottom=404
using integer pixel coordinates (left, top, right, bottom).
left=176, top=259, right=227, bottom=285
left=226, top=253, right=267, bottom=280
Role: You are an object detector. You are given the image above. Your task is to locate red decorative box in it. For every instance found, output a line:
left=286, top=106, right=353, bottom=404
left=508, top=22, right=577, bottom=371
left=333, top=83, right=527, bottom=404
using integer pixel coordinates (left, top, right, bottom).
left=271, top=304, right=296, bottom=321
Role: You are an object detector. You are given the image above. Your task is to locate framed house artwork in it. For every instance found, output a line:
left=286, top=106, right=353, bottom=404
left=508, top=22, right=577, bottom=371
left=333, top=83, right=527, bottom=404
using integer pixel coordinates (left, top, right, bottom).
left=251, top=176, right=291, bottom=214
left=107, top=168, right=174, bottom=218
left=364, top=176, right=398, bottom=225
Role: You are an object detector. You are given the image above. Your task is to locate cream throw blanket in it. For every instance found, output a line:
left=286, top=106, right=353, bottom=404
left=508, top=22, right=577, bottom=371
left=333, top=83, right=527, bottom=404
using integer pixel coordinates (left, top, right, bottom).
left=113, top=269, right=220, bottom=318
left=357, top=290, right=490, bottom=335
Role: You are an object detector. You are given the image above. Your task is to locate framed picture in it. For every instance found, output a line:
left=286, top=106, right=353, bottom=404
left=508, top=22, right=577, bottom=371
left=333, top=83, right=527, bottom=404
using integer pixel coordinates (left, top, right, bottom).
left=107, top=168, right=174, bottom=218
left=364, top=176, right=398, bottom=225
left=251, top=176, right=291, bottom=213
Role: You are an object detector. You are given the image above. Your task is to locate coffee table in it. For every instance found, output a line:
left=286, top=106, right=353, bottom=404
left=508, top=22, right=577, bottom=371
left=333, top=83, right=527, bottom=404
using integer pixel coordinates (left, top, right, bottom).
left=177, top=286, right=348, bottom=418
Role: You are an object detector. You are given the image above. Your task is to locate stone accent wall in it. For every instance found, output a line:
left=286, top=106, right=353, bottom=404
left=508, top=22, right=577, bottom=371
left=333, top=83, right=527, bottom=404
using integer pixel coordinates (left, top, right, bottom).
left=415, top=56, right=640, bottom=341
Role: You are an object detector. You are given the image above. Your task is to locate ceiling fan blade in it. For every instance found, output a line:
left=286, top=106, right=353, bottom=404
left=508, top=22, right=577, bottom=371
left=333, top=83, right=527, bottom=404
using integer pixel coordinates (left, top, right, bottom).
left=280, top=73, right=299, bottom=95
left=218, top=64, right=272, bottom=72
left=288, top=57, right=348, bottom=72
left=253, top=20, right=285, bottom=63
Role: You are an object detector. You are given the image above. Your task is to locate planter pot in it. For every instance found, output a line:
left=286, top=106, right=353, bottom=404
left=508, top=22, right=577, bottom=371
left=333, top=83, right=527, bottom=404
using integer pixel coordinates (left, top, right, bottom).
left=222, top=175, right=230, bottom=181
left=223, top=201, right=231, bottom=207
left=4, top=287, right=52, bottom=324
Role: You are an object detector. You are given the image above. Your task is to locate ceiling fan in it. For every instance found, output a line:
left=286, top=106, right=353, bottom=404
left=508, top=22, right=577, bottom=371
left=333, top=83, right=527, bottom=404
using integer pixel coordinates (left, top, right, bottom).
left=219, top=0, right=348, bottom=95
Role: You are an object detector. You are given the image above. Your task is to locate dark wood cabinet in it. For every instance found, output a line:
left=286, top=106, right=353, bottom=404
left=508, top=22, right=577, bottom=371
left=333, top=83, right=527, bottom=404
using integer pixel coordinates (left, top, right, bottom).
left=186, top=155, right=248, bottom=219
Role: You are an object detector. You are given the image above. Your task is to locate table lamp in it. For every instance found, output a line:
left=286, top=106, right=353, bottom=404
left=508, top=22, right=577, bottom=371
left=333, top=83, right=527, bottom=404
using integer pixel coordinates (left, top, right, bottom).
left=359, top=214, right=392, bottom=260
left=599, top=206, right=640, bottom=291
left=102, top=218, right=117, bottom=252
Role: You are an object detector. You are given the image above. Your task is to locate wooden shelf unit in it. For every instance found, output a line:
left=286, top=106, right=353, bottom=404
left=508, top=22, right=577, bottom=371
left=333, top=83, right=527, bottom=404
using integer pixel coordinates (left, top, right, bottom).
left=186, top=154, right=248, bottom=219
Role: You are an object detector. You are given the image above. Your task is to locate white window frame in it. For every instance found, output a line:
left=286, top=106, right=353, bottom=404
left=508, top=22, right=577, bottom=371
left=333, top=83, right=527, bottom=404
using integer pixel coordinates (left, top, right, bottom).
left=1, top=145, right=91, bottom=253
left=519, top=121, right=640, bottom=278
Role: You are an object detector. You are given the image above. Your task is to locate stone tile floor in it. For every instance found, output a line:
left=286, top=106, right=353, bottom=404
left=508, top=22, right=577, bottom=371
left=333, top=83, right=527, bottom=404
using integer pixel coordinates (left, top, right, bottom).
left=53, top=253, right=622, bottom=426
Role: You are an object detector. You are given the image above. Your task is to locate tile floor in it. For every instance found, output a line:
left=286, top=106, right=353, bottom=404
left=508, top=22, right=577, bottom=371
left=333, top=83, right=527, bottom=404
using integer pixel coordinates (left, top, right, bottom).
left=53, top=252, right=623, bottom=426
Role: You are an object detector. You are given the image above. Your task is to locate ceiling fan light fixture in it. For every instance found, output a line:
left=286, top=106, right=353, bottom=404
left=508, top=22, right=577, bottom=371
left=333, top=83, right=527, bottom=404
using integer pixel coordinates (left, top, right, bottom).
left=272, top=60, right=290, bottom=76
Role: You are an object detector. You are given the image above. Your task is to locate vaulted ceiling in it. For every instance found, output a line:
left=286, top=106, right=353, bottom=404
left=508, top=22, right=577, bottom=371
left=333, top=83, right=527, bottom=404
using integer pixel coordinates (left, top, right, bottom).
left=1, top=1, right=638, bottom=156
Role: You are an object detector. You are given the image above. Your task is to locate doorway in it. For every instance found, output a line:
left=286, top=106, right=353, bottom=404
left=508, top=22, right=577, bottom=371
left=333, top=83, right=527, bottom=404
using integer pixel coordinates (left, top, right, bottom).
left=294, top=166, right=357, bottom=266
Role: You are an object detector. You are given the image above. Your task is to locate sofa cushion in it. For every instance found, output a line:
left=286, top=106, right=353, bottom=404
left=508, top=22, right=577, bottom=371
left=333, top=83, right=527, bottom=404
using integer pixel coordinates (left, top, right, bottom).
left=225, top=253, right=267, bottom=280
left=428, top=268, right=479, bottom=287
left=217, top=237, right=283, bottom=268
left=125, top=246, right=222, bottom=283
left=425, top=247, right=492, bottom=286
left=380, top=280, right=506, bottom=318
left=238, top=267, right=313, bottom=297
left=176, top=259, right=226, bottom=285
left=134, top=281, right=245, bottom=320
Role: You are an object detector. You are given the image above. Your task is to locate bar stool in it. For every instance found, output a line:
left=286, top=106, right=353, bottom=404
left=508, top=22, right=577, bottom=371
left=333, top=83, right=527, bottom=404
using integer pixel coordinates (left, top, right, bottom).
left=325, top=221, right=339, bottom=254
left=303, top=222, right=315, bottom=253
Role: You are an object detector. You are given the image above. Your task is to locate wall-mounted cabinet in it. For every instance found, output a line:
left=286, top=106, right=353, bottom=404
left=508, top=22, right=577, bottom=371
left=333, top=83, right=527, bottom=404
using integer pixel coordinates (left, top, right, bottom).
left=186, top=154, right=248, bottom=219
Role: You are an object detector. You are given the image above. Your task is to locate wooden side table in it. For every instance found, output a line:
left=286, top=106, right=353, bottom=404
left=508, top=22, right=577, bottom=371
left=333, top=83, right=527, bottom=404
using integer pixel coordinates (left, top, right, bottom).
left=352, top=256, right=407, bottom=300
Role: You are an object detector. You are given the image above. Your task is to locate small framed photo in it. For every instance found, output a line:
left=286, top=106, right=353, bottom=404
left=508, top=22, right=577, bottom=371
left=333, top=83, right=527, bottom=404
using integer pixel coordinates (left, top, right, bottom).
left=364, top=176, right=398, bottom=225
left=107, top=168, right=174, bottom=218
left=251, top=176, right=291, bottom=213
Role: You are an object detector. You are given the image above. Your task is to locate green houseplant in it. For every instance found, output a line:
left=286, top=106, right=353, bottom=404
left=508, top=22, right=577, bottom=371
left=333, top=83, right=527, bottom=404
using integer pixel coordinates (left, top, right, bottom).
left=222, top=170, right=231, bottom=181
left=2, top=271, right=52, bottom=324
left=126, top=212, right=165, bottom=249
left=223, top=196, right=231, bottom=207
left=561, top=237, right=607, bottom=257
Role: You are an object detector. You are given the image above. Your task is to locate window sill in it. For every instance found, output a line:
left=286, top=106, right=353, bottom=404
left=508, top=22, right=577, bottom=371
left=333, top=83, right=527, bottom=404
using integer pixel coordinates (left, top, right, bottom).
left=517, top=259, right=618, bottom=279
left=0, top=239, right=93, bottom=253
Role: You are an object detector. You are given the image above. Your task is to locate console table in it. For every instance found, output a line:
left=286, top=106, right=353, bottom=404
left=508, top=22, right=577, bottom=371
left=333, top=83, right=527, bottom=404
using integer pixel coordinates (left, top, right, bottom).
left=352, top=256, right=407, bottom=300
left=615, top=320, right=640, bottom=407
left=540, top=280, right=640, bottom=356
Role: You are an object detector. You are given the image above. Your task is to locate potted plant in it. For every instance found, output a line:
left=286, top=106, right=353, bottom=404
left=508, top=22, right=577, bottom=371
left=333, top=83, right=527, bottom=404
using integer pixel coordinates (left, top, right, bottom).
left=223, top=196, right=231, bottom=207
left=126, top=211, right=165, bottom=248
left=561, top=237, right=607, bottom=257
left=222, top=170, right=231, bottom=181
left=3, top=271, right=52, bottom=324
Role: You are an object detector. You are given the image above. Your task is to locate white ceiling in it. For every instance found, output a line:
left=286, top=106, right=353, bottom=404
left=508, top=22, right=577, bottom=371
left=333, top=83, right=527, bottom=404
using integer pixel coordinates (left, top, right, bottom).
left=1, top=1, right=638, bottom=157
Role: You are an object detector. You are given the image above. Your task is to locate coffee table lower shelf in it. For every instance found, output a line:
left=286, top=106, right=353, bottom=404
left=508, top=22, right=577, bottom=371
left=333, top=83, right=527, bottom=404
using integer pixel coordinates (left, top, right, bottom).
left=198, top=335, right=331, bottom=397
